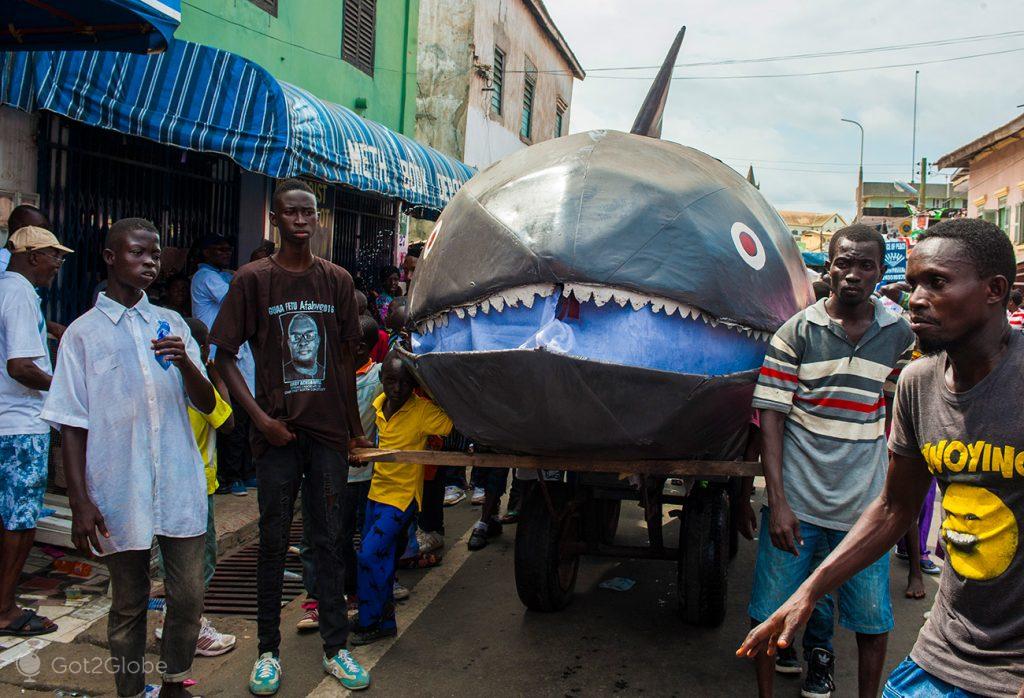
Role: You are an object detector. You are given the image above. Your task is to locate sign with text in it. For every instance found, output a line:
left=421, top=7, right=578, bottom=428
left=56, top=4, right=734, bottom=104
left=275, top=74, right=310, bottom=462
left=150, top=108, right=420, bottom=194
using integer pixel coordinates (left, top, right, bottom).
left=882, top=239, right=909, bottom=284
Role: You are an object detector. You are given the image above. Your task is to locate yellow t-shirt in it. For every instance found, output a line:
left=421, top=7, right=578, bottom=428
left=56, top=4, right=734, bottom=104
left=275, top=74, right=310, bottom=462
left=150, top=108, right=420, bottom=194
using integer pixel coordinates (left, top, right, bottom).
left=188, top=390, right=233, bottom=496
left=369, top=393, right=453, bottom=510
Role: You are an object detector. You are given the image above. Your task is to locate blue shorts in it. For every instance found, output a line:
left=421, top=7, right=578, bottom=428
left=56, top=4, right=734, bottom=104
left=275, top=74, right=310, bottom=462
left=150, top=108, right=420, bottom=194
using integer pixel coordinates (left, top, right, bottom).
left=748, top=507, right=893, bottom=635
left=0, top=433, right=50, bottom=531
left=883, top=658, right=983, bottom=697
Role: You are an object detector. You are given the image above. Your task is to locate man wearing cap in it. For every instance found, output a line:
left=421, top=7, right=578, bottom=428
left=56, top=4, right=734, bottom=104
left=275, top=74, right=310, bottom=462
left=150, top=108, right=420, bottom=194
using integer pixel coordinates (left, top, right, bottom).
left=0, top=226, right=71, bottom=638
left=191, top=235, right=256, bottom=496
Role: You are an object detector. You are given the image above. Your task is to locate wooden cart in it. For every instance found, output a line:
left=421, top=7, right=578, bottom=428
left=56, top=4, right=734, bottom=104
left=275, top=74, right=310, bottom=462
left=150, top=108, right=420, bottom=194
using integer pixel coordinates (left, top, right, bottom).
left=352, top=448, right=761, bottom=628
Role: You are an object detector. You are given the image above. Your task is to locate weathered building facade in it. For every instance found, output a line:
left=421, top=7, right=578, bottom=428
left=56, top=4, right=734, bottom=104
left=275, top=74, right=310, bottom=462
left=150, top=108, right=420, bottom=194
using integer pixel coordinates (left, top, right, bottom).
left=416, top=0, right=584, bottom=176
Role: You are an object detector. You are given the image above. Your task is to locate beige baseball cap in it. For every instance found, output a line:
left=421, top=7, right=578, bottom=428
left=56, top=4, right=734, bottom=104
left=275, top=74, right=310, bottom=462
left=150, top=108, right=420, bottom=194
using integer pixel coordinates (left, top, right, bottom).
left=8, top=226, right=73, bottom=254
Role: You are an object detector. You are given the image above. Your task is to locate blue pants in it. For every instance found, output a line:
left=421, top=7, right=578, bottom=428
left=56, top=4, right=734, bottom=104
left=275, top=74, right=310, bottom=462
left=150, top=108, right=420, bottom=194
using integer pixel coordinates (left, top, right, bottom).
left=357, top=499, right=416, bottom=631
left=883, top=658, right=983, bottom=697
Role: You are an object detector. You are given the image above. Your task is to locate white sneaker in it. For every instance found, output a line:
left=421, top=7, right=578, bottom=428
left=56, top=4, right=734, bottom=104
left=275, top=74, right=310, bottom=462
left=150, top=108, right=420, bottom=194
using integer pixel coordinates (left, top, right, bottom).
left=195, top=616, right=236, bottom=657
left=470, top=487, right=486, bottom=505
left=416, top=529, right=444, bottom=554
left=393, top=581, right=410, bottom=601
left=443, top=485, right=466, bottom=506
left=154, top=607, right=165, bottom=640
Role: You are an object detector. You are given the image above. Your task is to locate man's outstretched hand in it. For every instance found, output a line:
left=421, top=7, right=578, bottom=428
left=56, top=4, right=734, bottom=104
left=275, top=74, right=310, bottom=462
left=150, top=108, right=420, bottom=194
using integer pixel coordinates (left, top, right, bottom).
left=736, top=593, right=816, bottom=659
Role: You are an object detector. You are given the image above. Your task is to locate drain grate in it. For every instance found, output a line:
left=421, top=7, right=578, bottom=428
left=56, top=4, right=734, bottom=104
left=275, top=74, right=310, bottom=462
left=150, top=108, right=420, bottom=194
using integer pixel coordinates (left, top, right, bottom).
left=205, top=520, right=306, bottom=619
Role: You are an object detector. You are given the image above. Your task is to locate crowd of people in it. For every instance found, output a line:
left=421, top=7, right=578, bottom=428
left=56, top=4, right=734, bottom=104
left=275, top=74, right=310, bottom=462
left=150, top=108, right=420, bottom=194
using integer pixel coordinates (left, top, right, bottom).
left=0, top=186, right=1020, bottom=697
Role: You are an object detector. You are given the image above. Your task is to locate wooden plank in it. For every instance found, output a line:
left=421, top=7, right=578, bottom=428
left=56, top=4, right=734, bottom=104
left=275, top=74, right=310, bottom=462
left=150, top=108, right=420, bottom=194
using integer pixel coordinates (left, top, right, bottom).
left=350, top=448, right=762, bottom=477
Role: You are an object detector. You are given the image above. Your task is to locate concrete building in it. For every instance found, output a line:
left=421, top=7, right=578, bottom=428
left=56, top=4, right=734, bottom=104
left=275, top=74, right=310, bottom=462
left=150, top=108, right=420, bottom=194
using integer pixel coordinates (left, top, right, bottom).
left=856, top=181, right=967, bottom=232
left=936, top=113, right=1024, bottom=257
left=778, top=210, right=847, bottom=252
left=415, top=0, right=584, bottom=173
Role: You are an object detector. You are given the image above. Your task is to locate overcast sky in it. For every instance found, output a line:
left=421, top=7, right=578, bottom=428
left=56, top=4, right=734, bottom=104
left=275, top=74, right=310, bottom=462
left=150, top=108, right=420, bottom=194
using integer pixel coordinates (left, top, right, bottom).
left=544, top=0, right=1024, bottom=221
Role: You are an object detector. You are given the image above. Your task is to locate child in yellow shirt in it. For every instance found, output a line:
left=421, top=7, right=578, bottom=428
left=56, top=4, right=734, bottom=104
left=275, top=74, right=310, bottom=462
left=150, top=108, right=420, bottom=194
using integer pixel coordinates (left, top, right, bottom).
left=350, top=352, right=452, bottom=646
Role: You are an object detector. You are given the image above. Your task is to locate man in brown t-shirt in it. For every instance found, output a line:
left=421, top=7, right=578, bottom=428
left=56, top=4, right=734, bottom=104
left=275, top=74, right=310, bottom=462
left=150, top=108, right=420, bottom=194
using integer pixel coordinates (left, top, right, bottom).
left=737, top=218, right=1024, bottom=698
left=212, top=179, right=372, bottom=693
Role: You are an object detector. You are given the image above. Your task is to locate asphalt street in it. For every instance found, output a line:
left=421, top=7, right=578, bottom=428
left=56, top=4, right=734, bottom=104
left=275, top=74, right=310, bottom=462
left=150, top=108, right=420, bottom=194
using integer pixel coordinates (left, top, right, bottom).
left=190, top=487, right=939, bottom=697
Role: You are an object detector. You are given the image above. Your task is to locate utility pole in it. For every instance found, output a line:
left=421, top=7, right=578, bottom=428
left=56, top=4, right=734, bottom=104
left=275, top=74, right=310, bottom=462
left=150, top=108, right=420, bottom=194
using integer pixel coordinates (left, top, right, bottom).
left=911, top=70, right=920, bottom=183
left=842, top=118, right=864, bottom=221
left=918, top=157, right=928, bottom=212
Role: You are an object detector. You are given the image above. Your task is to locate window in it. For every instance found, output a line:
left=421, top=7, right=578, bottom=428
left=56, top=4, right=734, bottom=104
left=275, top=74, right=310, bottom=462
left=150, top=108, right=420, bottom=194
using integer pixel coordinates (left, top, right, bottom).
left=554, top=100, right=566, bottom=138
left=998, top=196, right=1010, bottom=235
left=247, top=0, right=277, bottom=15
left=342, top=0, right=376, bottom=76
left=1016, top=202, right=1024, bottom=245
left=490, top=47, right=505, bottom=115
left=520, top=60, right=536, bottom=140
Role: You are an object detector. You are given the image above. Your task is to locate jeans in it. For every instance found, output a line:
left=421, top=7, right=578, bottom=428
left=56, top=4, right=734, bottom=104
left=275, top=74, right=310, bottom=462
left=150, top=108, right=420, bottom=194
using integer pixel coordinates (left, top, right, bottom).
left=883, top=658, right=983, bottom=697
left=802, top=541, right=835, bottom=659
left=216, top=397, right=253, bottom=483
left=357, top=499, right=417, bottom=630
left=106, top=535, right=205, bottom=697
left=156, top=495, right=217, bottom=590
left=300, top=480, right=369, bottom=600
left=255, top=433, right=348, bottom=657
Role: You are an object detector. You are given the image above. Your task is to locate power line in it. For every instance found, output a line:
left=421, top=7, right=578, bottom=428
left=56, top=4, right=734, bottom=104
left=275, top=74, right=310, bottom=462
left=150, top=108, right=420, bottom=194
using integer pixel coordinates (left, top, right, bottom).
left=720, top=156, right=907, bottom=167
left=508, top=29, right=1024, bottom=75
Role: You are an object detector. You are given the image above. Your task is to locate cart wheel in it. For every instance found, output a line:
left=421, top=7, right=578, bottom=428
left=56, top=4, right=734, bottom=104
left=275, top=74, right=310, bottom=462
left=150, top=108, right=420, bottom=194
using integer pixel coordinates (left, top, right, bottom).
left=515, top=482, right=580, bottom=612
left=583, top=497, right=621, bottom=545
left=727, top=477, right=742, bottom=561
left=677, top=483, right=729, bottom=627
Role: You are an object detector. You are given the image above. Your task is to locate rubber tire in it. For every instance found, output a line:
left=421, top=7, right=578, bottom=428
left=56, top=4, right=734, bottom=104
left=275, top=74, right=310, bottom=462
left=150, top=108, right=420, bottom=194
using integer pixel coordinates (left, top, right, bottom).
left=583, top=497, right=622, bottom=545
left=727, top=477, right=743, bottom=560
left=515, top=482, right=580, bottom=612
left=677, top=484, right=730, bottom=627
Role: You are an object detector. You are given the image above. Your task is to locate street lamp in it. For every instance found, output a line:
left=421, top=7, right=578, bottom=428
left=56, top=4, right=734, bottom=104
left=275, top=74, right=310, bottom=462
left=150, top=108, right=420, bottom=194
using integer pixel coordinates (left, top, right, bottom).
left=841, top=117, right=864, bottom=222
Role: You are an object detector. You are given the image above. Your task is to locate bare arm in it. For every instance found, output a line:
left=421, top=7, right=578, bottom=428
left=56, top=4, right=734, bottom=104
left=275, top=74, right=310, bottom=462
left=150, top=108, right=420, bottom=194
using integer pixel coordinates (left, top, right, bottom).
left=46, top=320, right=66, bottom=341
left=62, top=426, right=109, bottom=556
left=738, top=451, right=932, bottom=657
left=215, top=348, right=294, bottom=446
left=7, top=357, right=51, bottom=391
left=760, top=408, right=803, bottom=554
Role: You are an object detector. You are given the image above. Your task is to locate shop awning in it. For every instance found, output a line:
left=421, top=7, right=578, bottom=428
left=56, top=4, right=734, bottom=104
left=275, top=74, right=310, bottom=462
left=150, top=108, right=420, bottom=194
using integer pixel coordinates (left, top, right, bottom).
left=0, top=0, right=180, bottom=53
left=0, top=40, right=474, bottom=214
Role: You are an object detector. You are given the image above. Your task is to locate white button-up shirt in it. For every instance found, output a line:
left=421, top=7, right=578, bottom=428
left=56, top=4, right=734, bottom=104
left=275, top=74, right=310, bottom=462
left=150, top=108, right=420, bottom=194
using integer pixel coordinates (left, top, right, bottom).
left=41, top=292, right=207, bottom=554
left=191, top=264, right=256, bottom=394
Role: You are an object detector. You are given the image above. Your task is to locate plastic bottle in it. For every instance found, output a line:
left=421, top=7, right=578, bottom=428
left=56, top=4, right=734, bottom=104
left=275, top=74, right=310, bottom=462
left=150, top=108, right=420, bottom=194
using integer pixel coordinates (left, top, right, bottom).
left=155, top=319, right=173, bottom=370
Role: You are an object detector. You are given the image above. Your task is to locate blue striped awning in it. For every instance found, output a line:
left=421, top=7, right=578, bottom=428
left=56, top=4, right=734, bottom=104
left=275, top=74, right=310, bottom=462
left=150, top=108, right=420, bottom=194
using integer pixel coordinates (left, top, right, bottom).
left=0, top=0, right=180, bottom=53
left=0, top=40, right=474, bottom=214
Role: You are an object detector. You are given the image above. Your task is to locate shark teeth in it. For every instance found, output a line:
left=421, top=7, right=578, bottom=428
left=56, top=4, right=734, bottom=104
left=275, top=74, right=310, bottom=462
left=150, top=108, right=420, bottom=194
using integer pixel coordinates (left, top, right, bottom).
left=415, top=282, right=774, bottom=342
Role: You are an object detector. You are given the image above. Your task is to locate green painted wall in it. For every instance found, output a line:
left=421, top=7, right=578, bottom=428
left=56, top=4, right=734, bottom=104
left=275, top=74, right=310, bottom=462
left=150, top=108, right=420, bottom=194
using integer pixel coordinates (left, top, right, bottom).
left=176, top=0, right=418, bottom=135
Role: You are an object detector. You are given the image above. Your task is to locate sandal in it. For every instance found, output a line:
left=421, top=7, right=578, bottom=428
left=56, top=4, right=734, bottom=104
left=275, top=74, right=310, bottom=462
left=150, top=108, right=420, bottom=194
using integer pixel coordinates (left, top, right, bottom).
left=0, top=609, right=58, bottom=637
left=500, top=510, right=519, bottom=524
left=397, top=551, right=442, bottom=569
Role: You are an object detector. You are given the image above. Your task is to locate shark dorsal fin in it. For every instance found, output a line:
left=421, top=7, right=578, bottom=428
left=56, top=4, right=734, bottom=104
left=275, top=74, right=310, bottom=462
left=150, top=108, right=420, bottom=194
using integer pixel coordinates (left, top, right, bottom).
left=630, top=27, right=686, bottom=139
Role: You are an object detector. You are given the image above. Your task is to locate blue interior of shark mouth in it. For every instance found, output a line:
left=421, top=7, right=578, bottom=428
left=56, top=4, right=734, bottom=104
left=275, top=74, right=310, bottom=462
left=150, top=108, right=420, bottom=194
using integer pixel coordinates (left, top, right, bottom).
left=411, top=284, right=771, bottom=376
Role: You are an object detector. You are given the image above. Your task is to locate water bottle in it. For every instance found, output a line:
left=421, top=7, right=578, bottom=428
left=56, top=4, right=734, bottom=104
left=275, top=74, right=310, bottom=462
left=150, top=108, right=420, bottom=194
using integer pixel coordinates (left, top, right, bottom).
left=155, top=319, right=173, bottom=370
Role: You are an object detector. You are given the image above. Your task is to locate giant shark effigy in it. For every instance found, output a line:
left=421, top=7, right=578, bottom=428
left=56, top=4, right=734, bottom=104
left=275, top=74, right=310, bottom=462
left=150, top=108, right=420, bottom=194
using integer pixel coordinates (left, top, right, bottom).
left=404, top=28, right=813, bottom=460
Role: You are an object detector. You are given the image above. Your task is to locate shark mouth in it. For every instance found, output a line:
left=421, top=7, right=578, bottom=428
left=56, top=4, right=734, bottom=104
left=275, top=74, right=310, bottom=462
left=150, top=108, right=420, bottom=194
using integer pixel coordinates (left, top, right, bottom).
left=412, top=283, right=772, bottom=377
left=943, top=529, right=979, bottom=551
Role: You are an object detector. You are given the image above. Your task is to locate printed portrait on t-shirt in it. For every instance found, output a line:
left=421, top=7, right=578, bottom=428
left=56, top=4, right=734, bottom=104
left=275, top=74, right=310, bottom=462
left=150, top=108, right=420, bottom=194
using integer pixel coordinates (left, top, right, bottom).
left=280, top=311, right=326, bottom=392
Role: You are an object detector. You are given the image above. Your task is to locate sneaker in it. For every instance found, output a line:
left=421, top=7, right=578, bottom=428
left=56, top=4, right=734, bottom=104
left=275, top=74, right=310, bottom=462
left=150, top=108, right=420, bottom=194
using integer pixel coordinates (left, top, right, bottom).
left=393, top=581, right=410, bottom=601
left=154, top=606, right=165, bottom=640
left=468, top=521, right=489, bottom=551
left=244, top=477, right=259, bottom=489
left=416, top=529, right=444, bottom=554
left=486, top=517, right=503, bottom=538
left=346, top=596, right=359, bottom=622
left=775, top=645, right=802, bottom=675
left=920, top=557, right=941, bottom=575
left=801, top=648, right=835, bottom=698
left=196, top=617, right=236, bottom=657
left=230, top=481, right=248, bottom=497
left=296, top=605, right=319, bottom=631
left=323, top=649, right=370, bottom=691
left=443, top=485, right=466, bottom=506
left=249, top=652, right=281, bottom=696
left=470, top=487, right=485, bottom=505
left=214, top=482, right=233, bottom=495
left=500, top=510, right=519, bottom=524
left=350, top=623, right=397, bottom=646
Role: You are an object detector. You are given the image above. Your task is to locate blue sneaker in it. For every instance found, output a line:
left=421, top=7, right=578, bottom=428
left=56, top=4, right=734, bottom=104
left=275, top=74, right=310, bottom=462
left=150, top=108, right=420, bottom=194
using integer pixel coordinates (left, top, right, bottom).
left=920, top=558, right=941, bottom=575
left=230, top=481, right=248, bottom=496
left=249, top=652, right=281, bottom=695
left=244, top=477, right=259, bottom=489
left=323, top=649, right=370, bottom=690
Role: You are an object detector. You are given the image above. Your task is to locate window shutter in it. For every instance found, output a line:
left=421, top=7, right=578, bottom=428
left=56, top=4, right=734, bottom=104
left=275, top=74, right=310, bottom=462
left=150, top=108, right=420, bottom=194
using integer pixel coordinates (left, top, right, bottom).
left=491, top=47, right=505, bottom=115
left=343, top=0, right=376, bottom=76
left=247, top=0, right=277, bottom=16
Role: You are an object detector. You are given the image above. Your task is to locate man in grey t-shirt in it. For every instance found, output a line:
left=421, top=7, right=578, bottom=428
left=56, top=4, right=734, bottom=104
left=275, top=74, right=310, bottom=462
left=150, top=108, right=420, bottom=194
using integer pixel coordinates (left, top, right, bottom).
left=739, top=218, right=1024, bottom=698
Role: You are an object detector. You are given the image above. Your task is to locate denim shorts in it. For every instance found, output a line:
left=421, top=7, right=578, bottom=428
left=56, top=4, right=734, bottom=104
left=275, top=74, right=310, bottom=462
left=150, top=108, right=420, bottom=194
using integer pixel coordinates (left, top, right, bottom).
left=748, top=507, right=893, bottom=634
left=883, top=658, right=983, bottom=697
left=0, top=433, right=50, bottom=531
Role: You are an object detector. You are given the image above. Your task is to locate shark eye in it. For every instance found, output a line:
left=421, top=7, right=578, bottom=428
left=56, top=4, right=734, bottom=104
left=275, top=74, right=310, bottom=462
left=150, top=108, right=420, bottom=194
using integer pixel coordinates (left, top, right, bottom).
left=731, top=222, right=766, bottom=271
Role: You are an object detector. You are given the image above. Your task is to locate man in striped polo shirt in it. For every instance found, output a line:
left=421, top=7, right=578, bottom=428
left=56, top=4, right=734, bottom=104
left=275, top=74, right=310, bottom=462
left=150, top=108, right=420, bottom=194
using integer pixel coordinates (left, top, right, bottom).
left=746, top=225, right=915, bottom=698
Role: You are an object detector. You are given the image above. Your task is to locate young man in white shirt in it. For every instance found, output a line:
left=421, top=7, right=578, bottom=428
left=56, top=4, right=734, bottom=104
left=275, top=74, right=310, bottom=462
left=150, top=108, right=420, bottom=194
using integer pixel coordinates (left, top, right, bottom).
left=42, top=218, right=214, bottom=698
left=0, top=226, right=71, bottom=638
